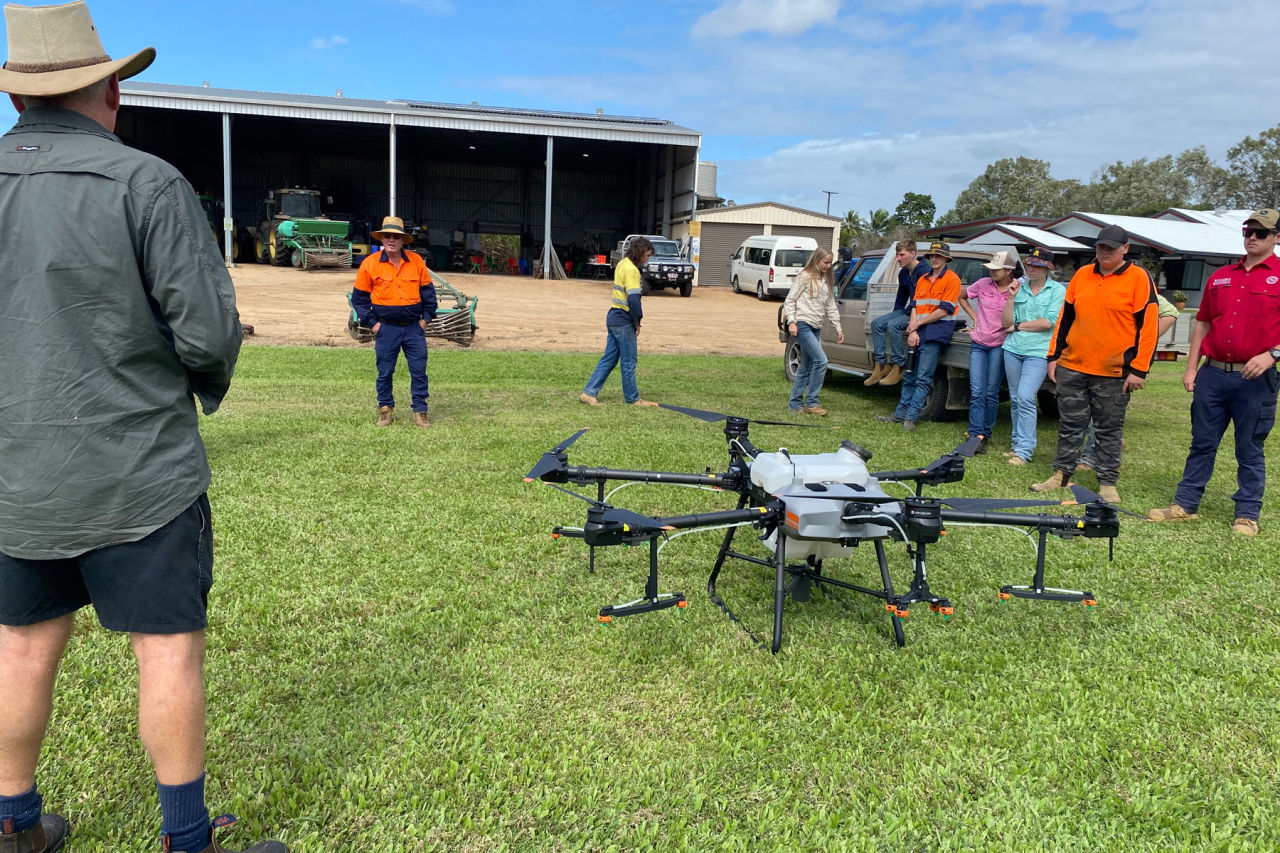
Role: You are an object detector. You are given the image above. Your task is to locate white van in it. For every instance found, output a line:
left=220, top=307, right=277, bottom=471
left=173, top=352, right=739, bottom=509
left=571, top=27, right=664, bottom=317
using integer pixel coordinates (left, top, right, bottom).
left=730, top=235, right=819, bottom=300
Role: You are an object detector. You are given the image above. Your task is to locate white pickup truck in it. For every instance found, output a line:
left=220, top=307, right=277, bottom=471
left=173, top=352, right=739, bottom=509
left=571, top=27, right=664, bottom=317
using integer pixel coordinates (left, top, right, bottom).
left=780, top=241, right=1192, bottom=421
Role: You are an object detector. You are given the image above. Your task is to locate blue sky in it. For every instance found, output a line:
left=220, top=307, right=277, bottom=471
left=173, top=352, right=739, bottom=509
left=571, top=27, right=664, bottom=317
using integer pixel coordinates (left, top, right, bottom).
left=4, top=0, right=1276, bottom=220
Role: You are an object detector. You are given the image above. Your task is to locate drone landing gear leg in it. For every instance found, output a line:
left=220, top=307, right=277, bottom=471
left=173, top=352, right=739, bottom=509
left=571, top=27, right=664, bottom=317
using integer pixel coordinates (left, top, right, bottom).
left=771, top=534, right=788, bottom=654
left=876, top=540, right=906, bottom=647
left=999, top=529, right=1096, bottom=606
left=890, top=542, right=953, bottom=622
left=598, top=535, right=686, bottom=622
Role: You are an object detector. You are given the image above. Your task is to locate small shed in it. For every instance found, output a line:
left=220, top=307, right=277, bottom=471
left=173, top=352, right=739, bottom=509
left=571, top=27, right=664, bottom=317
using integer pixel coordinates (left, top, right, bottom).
left=678, top=202, right=841, bottom=288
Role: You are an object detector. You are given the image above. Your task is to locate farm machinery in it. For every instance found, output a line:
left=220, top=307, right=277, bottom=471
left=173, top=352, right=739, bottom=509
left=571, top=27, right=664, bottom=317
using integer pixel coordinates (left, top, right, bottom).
left=251, top=188, right=353, bottom=270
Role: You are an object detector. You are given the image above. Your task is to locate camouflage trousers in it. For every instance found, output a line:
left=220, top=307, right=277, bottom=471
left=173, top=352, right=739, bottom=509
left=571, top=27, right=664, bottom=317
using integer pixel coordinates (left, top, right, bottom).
left=1052, top=366, right=1130, bottom=486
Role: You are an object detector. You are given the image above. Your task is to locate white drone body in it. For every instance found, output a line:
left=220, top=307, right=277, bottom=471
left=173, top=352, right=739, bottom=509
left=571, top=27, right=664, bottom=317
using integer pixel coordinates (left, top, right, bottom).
left=749, top=443, right=898, bottom=560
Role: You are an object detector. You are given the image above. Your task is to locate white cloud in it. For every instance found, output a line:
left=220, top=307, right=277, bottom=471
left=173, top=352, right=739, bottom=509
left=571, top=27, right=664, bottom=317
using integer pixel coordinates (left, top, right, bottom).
left=309, top=35, right=348, bottom=51
left=692, top=0, right=840, bottom=39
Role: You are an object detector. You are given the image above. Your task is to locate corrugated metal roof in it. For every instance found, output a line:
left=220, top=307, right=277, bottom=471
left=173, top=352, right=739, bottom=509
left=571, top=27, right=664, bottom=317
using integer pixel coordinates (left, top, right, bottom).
left=959, top=224, right=1089, bottom=251
left=697, top=200, right=840, bottom=223
left=1154, top=208, right=1256, bottom=229
left=120, top=82, right=700, bottom=147
left=1048, top=212, right=1243, bottom=256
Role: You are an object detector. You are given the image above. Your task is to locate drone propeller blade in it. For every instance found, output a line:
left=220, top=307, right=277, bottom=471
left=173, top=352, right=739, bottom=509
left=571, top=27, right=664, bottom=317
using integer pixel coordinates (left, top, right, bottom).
left=551, top=428, right=589, bottom=454
left=601, top=505, right=673, bottom=531
left=1069, top=484, right=1147, bottom=518
left=659, top=403, right=825, bottom=428
left=523, top=429, right=590, bottom=481
left=941, top=496, right=1075, bottom=512
left=919, top=435, right=984, bottom=475
left=659, top=403, right=727, bottom=423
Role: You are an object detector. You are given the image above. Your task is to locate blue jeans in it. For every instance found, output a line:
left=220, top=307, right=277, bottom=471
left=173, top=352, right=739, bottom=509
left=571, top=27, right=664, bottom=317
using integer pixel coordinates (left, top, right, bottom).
left=893, top=341, right=943, bottom=421
left=374, top=322, right=429, bottom=411
left=870, top=308, right=910, bottom=365
left=967, top=342, right=1004, bottom=438
left=1003, top=351, right=1047, bottom=461
left=1174, top=364, right=1278, bottom=520
left=584, top=323, right=640, bottom=403
left=789, top=322, right=829, bottom=409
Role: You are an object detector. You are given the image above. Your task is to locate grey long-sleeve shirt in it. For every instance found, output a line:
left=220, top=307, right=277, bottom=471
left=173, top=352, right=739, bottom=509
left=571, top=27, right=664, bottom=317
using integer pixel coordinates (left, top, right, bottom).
left=0, top=106, right=241, bottom=559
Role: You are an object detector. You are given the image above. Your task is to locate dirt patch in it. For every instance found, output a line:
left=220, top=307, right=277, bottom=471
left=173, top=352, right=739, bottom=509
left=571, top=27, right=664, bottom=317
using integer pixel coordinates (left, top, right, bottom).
left=230, top=264, right=785, bottom=357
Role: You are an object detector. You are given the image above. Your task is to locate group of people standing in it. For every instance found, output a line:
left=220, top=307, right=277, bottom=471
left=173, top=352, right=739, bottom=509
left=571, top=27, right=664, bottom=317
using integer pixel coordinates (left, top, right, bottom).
left=789, top=211, right=1280, bottom=538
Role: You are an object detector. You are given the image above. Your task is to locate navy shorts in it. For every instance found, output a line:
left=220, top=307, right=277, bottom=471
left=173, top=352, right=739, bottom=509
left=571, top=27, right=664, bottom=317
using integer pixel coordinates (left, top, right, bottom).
left=0, top=495, right=213, bottom=634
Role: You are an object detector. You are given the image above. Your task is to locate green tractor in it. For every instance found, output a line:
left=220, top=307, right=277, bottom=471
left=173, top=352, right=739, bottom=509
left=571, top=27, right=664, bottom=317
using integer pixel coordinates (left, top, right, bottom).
left=198, top=194, right=253, bottom=262
left=252, top=188, right=353, bottom=270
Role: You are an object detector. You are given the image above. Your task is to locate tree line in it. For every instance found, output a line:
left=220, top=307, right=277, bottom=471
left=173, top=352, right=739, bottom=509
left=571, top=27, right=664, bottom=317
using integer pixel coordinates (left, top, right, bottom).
left=840, top=122, right=1280, bottom=254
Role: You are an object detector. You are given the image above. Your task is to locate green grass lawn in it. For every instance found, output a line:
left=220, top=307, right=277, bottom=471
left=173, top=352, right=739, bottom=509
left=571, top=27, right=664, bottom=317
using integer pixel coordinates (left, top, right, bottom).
left=41, top=348, right=1280, bottom=852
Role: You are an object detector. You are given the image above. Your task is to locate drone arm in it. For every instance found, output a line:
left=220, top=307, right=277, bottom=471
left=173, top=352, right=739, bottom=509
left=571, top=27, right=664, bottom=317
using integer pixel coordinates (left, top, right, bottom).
left=938, top=507, right=1115, bottom=538
left=647, top=504, right=778, bottom=532
left=565, top=466, right=737, bottom=489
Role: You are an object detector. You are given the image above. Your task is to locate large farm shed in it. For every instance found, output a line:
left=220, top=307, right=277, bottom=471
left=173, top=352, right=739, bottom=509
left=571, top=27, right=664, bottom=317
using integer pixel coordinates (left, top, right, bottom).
left=117, top=82, right=702, bottom=270
left=675, top=202, right=841, bottom=288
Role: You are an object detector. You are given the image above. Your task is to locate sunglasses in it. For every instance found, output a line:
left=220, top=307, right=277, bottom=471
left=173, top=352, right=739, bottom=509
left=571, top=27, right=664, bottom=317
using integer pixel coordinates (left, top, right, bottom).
left=1243, top=227, right=1276, bottom=239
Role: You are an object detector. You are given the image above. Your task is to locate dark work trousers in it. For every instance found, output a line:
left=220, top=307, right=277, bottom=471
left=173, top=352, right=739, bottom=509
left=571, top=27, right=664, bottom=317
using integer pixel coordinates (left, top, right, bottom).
left=1052, top=366, right=1129, bottom=485
left=1174, top=363, right=1278, bottom=521
left=374, top=321, right=429, bottom=412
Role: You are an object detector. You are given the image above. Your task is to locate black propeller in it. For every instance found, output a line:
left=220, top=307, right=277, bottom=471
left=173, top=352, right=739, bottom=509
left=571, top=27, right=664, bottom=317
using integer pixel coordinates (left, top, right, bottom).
left=1069, top=484, right=1147, bottom=518
left=524, top=428, right=589, bottom=481
left=545, top=482, right=672, bottom=533
left=659, top=403, right=827, bottom=429
left=939, top=496, right=1076, bottom=512
left=919, top=434, right=985, bottom=475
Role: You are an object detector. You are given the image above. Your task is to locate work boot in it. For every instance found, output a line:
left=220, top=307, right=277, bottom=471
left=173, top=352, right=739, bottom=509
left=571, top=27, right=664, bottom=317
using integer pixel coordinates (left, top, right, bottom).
left=863, top=364, right=888, bottom=386
left=1146, top=504, right=1197, bottom=523
left=880, top=365, right=904, bottom=386
left=375, top=406, right=393, bottom=427
left=167, top=815, right=288, bottom=853
left=1231, top=518, right=1259, bottom=537
left=875, top=414, right=904, bottom=424
left=1029, top=470, right=1072, bottom=493
left=631, top=400, right=659, bottom=407
left=802, top=406, right=828, bottom=416
left=578, top=392, right=598, bottom=406
left=0, top=813, right=68, bottom=853
left=412, top=411, right=431, bottom=428
left=1007, top=455, right=1028, bottom=466
left=902, top=420, right=916, bottom=432
left=1097, top=484, right=1120, bottom=504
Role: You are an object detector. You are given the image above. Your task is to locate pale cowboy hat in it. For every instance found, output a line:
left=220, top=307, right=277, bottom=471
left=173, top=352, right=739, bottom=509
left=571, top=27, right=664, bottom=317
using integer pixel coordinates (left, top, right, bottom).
left=372, top=215, right=413, bottom=242
left=0, top=1, right=155, bottom=97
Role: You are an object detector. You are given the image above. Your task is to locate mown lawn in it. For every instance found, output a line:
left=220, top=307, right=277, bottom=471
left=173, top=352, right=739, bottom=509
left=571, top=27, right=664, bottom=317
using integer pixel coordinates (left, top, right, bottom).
left=40, top=347, right=1279, bottom=851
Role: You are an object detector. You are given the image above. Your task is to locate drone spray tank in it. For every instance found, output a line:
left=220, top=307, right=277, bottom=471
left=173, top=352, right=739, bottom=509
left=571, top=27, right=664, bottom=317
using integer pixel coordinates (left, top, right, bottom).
left=750, top=440, right=897, bottom=560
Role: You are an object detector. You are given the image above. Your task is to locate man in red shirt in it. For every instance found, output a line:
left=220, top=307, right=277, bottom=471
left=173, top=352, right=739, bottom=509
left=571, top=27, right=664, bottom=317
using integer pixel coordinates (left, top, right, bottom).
left=351, top=216, right=438, bottom=428
left=1147, top=209, right=1280, bottom=536
left=1030, top=224, right=1158, bottom=502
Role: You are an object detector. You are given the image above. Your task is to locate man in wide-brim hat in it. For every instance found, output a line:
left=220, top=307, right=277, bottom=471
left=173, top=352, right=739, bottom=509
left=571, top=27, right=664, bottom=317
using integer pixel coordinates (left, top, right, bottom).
left=351, top=214, right=439, bottom=427
left=0, top=3, right=286, bottom=853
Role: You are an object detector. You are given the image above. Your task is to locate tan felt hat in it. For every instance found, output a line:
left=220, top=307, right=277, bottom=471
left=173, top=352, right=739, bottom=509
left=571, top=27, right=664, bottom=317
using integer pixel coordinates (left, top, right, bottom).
left=0, top=1, right=155, bottom=97
left=372, top=215, right=412, bottom=242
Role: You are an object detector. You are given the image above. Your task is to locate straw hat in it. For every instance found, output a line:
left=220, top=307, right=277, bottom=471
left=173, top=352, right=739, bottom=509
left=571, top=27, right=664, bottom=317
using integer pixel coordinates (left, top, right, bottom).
left=0, top=1, right=155, bottom=97
left=372, top=216, right=412, bottom=242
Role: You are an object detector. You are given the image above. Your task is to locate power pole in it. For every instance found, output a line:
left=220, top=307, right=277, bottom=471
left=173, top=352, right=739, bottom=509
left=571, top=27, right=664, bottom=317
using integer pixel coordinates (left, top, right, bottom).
left=822, top=190, right=838, bottom=215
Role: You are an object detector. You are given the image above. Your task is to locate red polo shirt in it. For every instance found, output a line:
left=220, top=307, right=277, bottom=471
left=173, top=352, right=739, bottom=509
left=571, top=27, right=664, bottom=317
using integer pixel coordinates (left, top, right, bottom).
left=1196, top=254, right=1280, bottom=363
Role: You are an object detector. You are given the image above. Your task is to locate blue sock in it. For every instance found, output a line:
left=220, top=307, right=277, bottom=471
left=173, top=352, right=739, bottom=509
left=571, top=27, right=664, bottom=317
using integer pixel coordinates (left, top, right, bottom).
left=0, top=784, right=42, bottom=834
left=156, top=773, right=210, bottom=853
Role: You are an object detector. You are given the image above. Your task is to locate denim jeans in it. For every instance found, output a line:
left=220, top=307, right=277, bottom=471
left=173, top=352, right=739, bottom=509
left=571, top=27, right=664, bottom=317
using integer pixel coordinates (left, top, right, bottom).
left=374, top=322, right=429, bottom=411
left=584, top=323, right=640, bottom=403
left=1003, top=351, right=1047, bottom=461
left=789, top=322, right=829, bottom=409
left=1174, top=364, right=1279, bottom=520
left=870, top=308, right=910, bottom=365
left=967, top=342, right=1004, bottom=439
left=893, top=341, right=943, bottom=421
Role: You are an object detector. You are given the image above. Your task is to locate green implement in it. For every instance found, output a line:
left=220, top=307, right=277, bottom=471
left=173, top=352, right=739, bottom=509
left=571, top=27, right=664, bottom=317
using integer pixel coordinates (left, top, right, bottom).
left=347, top=272, right=478, bottom=347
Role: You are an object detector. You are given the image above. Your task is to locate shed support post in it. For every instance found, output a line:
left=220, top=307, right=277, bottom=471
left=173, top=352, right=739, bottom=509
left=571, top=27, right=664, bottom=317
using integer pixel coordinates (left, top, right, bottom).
left=221, top=112, right=233, bottom=267
left=543, top=136, right=554, bottom=276
left=662, top=145, right=673, bottom=235
left=389, top=115, right=397, bottom=218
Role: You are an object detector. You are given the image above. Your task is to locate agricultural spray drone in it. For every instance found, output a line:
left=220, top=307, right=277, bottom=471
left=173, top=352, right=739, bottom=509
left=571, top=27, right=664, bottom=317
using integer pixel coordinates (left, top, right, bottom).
left=525, top=405, right=1135, bottom=652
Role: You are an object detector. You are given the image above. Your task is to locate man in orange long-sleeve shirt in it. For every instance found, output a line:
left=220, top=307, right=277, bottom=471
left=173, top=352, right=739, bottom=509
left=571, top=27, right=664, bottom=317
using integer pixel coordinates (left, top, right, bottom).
left=1030, top=225, right=1157, bottom=502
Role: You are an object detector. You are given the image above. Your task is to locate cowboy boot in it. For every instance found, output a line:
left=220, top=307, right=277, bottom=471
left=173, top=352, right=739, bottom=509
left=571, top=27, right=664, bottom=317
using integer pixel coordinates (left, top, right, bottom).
left=879, top=365, right=904, bottom=386
left=863, top=363, right=887, bottom=386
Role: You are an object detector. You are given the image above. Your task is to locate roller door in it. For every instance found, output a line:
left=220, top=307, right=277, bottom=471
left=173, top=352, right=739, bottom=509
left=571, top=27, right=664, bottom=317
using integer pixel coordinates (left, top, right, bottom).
left=698, top=222, right=760, bottom=288
left=770, top=225, right=836, bottom=252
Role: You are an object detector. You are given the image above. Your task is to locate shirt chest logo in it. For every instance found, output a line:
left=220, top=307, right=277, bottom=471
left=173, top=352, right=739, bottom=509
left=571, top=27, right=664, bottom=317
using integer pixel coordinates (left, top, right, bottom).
left=1268, top=276, right=1279, bottom=285
left=1210, top=277, right=1232, bottom=287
